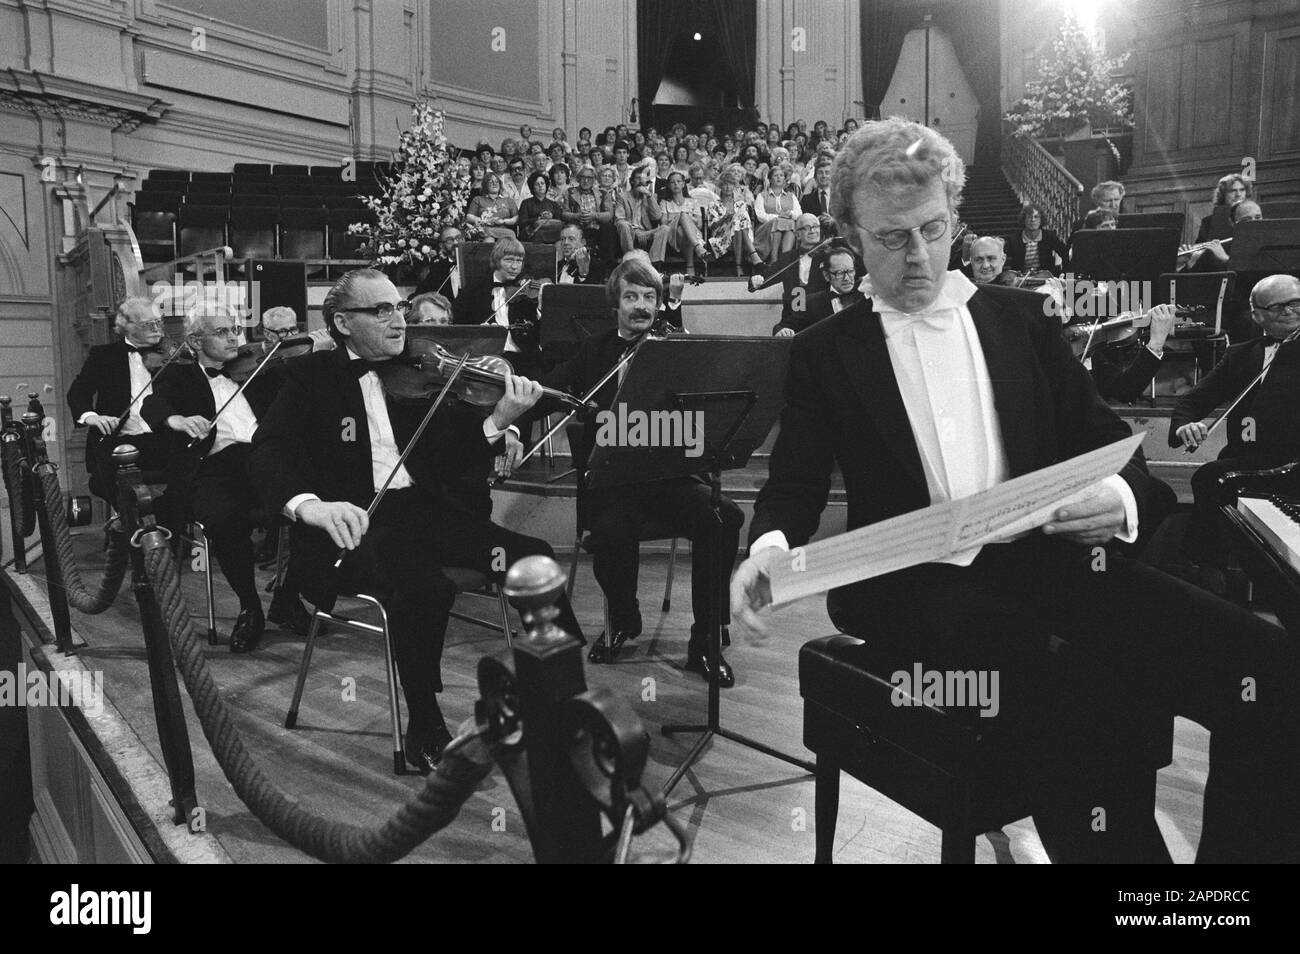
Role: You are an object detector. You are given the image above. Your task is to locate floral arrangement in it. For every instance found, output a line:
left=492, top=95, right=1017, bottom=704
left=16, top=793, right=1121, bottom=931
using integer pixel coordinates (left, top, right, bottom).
left=349, top=101, right=480, bottom=267
left=1004, top=12, right=1133, bottom=139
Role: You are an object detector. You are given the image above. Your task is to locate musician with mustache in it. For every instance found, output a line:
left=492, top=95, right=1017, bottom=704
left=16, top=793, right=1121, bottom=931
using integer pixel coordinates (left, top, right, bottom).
left=543, top=258, right=742, bottom=684
left=731, top=118, right=1300, bottom=863
left=66, top=297, right=174, bottom=504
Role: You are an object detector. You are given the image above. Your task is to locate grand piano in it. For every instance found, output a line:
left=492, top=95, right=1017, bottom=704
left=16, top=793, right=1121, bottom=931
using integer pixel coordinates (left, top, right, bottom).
left=1219, top=461, right=1300, bottom=635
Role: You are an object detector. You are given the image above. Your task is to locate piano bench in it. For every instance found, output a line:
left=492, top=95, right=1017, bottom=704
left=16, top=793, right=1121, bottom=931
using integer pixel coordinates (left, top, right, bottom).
left=800, top=634, right=1174, bottom=864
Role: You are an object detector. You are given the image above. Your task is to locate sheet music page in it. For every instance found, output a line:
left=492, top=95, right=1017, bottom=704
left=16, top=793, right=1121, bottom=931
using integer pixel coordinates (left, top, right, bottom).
left=767, top=433, right=1145, bottom=607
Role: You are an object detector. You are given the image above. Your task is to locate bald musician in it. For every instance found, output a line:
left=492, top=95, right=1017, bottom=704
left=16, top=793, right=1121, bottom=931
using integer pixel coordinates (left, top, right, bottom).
left=732, top=118, right=1300, bottom=863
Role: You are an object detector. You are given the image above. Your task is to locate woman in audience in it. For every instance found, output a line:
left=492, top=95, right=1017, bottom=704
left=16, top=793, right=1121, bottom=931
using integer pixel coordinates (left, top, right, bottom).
left=518, top=171, right=565, bottom=243
left=703, top=167, right=764, bottom=273
left=661, top=170, right=710, bottom=272
left=754, top=163, right=802, bottom=263
left=546, top=163, right=572, bottom=204
left=465, top=171, right=518, bottom=239
left=671, top=143, right=692, bottom=176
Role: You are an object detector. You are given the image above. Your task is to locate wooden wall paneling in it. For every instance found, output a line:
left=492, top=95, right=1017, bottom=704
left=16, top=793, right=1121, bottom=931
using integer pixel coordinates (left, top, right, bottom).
left=1262, top=24, right=1300, bottom=159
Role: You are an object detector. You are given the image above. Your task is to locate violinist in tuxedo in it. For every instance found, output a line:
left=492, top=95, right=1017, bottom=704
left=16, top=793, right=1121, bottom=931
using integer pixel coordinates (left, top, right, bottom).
left=749, top=214, right=830, bottom=332
left=66, top=297, right=174, bottom=503
left=556, top=224, right=605, bottom=285
left=778, top=245, right=862, bottom=336
left=1169, top=274, right=1300, bottom=580
left=141, top=305, right=287, bottom=652
left=249, top=268, right=583, bottom=773
left=452, top=235, right=545, bottom=379
left=543, top=259, right=742, bottom=685
left=732, top=118, right=1300, bottom=863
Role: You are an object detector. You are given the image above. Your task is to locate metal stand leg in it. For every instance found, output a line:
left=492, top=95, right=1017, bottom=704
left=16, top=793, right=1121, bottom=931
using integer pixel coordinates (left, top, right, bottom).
left=191, top=521, right=217, bottom=646
left=663, top=537, right=678, bottom=612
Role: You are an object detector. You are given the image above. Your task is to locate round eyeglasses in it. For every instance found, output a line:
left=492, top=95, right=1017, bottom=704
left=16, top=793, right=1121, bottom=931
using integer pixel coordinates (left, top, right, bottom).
left=868, top=217, right=950, bottom=251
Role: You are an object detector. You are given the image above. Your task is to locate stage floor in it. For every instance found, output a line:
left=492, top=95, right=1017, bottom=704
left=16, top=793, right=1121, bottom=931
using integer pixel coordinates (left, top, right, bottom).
left=6, top=526, right=1217, bottom=864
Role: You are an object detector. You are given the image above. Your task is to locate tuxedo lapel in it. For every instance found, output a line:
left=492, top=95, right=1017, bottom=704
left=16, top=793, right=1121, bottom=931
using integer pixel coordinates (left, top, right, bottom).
left=968, top=291, right=1038, bottom=478
left=331, top=347, right=374, bottom=490
left=834, top=301, right=927, bottom=490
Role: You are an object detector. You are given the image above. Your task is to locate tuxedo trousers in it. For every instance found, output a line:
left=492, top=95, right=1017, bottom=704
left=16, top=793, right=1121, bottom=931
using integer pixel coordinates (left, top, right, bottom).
left=831, top=533, right=1299, bottom=863
left=335, top=487, right=584, bottom=732
left=190, top=444, right=262, bottom=611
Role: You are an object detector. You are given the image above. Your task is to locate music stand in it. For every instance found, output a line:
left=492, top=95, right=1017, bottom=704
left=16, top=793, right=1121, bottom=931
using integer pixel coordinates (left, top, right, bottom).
left=403, top=323, right=506, bottom=356
left=1070, top=228, right=1179, bottom=283
left=1228, top=219, right=1300, bottom=272
left=1118, top=212, right=1185, bottom=233
left=584, top=335, right=813, bottom=796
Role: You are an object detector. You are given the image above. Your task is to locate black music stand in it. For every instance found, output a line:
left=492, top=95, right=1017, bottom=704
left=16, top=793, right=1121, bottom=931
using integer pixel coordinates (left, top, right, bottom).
left=404, top=323, right=506, bottom=356
left=1069, top=227, right=1179, bottom=283
left=584, top=334, right=813, bottom=796
left=1118, top=212, right=1185, bottom=232
left=1228, top=219, right=1300, bottom=273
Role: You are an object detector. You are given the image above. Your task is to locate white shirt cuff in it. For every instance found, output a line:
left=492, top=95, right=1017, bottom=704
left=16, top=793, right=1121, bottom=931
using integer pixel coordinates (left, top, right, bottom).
left=77, top=411, right=96, bottom=425
left=1146, top=346, right=1164, bottom=360
left=1102, top=474, right=1140, bottom=543
left=284, top=493, right=320, bottom=520
left=482, top=419, right=519, bottom=443
left=750, top=530, right=790, bottom=557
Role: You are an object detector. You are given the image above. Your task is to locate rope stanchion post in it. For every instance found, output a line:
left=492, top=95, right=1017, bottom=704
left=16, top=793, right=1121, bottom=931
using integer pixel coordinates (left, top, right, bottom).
left=495, top=555, right=607, bottom=863
left=22, top=412, right=73, bottom=655
left=114, top=444, right=200, bottom=827
left=1, top=395, right=29, bottom=572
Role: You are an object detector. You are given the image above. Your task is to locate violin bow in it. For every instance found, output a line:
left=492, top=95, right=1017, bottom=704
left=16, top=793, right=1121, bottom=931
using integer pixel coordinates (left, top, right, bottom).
left=332, top=351, right=472, bottom=569
left=752, top=235, right=836, bottom=288
left=108, top=340, right=193, bottom=439
left=184, top=338, right=284, bottom=450
left=1184, top=325, right=1300, bottom=453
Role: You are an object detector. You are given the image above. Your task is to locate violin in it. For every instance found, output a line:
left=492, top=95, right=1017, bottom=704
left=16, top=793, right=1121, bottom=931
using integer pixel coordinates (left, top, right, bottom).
left=1000, top=268, right=1056, bottom=289
left=1063, top=305, right=1208, bottom=359
left=376, top=328, right=595, bottom=415
left=140, top=337, right=189, bottom=372
left=220, top=334, right=315, bottom=382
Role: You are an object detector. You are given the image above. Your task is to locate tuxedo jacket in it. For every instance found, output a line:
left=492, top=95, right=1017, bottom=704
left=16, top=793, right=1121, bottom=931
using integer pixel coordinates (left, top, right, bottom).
left=415, top=258, right=459, bottom=302
left=452, top=282, right=541, bottom=352
left=1091, top=344, right=1162, bottom=405
left=1169, top=337, right=1300, bottom=461
left=247, top=347, right=502, bottom=606
left=752, top=248, right=829, bottom=322
left=1004, top=229, right=1069, bottom=276
left=779, top=288, right=863, bottom=335
left=67, top=340, right=155, bottom=461
left=750, top=285, right=1152, bottom=606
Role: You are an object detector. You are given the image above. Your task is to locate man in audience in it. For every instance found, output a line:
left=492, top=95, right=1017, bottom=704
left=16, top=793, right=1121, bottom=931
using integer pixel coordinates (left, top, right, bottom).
left=750, top=213, right=829, bottom=330
left=614, top=166, right=670, bottom=265
left=564, top=166, right=616, bottom=265
left=501, top=156, right=529, bottom=205
left=611, top=141, right=634, bottom=191
left=803, top=155, right=835, bottom=234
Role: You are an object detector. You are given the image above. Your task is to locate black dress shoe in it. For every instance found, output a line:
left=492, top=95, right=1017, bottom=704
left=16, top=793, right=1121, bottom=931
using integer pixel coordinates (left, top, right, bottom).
left=229, top=607, right=265, bottom=654
left=685, top=642, right=736, bottom=688
left=587, top=625, right=639, bottom=663
left=267, top=593, right=313, bottom=638
left=404, top=723, right=453, bottom=775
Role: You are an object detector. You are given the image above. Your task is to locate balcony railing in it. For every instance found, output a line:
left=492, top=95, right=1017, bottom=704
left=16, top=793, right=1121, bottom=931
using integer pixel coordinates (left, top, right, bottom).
left=1001, top=133, right=1084, bottom=238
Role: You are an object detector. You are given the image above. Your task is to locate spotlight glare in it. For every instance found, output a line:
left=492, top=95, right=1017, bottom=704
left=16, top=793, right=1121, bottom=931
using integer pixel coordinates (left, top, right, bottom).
left=693, top=32, right=702, bottom=41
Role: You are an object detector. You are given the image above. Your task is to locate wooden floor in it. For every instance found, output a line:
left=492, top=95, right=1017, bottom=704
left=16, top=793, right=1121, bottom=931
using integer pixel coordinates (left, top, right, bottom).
left=7, top=525, right=1219, bottom=864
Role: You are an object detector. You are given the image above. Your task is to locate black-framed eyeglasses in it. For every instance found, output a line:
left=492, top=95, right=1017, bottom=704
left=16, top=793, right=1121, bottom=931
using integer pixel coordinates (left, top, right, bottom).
left=868, top=216, right=950, bottom=251
left=826, top=269, right=856, bottom=280
left=201, top=326, right=242, bottom=339
left=346, top=301, right=410, bottom=319
left=263, top=326, right=298, bottom=340
left=1257, top=298, right=1300, bottom=315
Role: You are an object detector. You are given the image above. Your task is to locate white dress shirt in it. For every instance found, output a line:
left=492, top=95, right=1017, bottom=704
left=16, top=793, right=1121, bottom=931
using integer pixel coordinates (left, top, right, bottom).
left=490, top=283, right=523, bottom=352
left=79, top=343, right=153, bottom=434
left=201, top=369, right=258, bottom=455
left=752, top=270, right=1138, bottom=563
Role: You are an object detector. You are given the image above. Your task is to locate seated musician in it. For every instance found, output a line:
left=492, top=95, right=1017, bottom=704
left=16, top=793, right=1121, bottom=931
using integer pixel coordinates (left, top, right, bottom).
left=1169, top=274, right=1300, bottom=590
left=1194, top=173, right=1253, bottom=244
left=732, top=118, right=1300, bottom=862
left=750, top=214, right=830, bottom=334
left=1069, top=180, right=1124, bottom=236
left=968, top=235, right=1012, bottom=285
left=260, top=305, right=334, bottom=351
left=66, top=297, right=173, bottom=506
left=543, top=259, right=743, bottom=685
left=778, top=245, right=863, bottom=337
left=414, top=226, right=464, bottom=301
left=452, top=236, right=545, bottom=379
left=1004, top=204, right=1068, bottom=277
left=248, top=268, right=584, bottom=773
left=619, top=249, right=685, bottom=330
left=407, top=292, right=452, bottom=325
left=140, top=303, right=310, bottom=651
left=1184, top=199, right=1263, bottom=271
left=556, top=224, right=604, bottom=285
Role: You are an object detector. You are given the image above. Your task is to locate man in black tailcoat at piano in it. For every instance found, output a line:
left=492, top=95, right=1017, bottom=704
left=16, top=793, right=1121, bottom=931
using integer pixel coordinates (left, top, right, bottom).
left=1168, top=274, right=1300, bottom=586
left=543, top=258, right=742, bottom=685
left=66, top=297, right=174, bottom=504
left=248, top=268, right=584, bottom=773
left=731, top=119, right=1300, bottom=863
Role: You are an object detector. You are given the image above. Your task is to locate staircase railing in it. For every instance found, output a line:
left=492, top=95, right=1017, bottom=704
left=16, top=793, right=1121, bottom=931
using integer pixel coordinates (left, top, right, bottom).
left=1001, top=133, right=1084, bottom=239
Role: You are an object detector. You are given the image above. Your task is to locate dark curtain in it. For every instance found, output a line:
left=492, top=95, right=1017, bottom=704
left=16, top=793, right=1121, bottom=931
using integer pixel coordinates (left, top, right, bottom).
left=860, top=0, right=1002, bottom=162
left=860, top=0, right=912, bottom=122
left=706, top=0, right=757, bottom=110
left=637, top=0, right=680, bottom=129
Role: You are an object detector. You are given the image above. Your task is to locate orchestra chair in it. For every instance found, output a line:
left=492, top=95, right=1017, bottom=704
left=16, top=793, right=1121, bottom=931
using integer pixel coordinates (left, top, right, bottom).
left=284, top=571, right=513, bottom=775
left=187, top=510, right=286, bottom=648
left=564, top=423, right=678, bottom=660
left=799, top=631, right=1174, bottom=863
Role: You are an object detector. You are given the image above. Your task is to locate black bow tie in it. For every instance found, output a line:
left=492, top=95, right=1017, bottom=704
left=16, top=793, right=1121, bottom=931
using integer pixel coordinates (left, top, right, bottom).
left=352, top=359, right=392, bottom=378
left=204, top=366, right=230, bottom=379
left=128, top=343, right=162, bottom=355
left=493, top=280, right=519, bottom=289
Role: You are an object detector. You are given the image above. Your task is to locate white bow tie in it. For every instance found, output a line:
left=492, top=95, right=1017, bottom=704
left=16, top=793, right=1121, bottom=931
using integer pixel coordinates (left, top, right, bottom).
left=874, top=271, right=978, bottom=336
